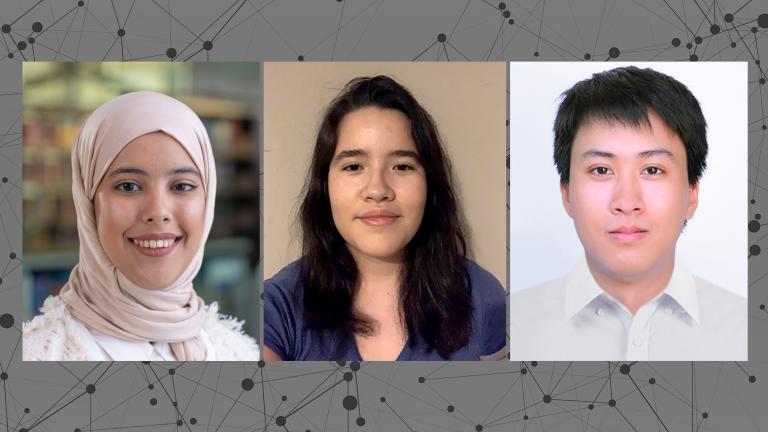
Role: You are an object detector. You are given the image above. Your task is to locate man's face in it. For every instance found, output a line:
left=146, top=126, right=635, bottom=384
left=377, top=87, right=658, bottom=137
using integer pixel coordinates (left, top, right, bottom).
left=561, top=109, right=699, bottom=283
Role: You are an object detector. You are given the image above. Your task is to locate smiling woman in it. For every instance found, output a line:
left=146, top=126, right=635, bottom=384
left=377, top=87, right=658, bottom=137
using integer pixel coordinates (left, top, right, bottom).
left=263, top=76, right=506, bottom=361
left=23, top=92, right=260, bottom=361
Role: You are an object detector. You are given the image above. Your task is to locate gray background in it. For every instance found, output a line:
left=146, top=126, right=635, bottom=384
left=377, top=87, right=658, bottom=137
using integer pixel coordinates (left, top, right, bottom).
left=0, top=0, right=766, bottom=431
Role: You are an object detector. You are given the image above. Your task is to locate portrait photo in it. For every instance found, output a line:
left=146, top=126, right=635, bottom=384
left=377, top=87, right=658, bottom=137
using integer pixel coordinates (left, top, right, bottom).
left=262, top=62, right=507, bottom=361
left=508, top=62, right=747, bottom=361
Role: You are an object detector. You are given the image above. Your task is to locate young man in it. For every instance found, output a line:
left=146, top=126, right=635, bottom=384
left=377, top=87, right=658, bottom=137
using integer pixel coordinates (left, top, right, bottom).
left=509, top=66, right=747, bottom=361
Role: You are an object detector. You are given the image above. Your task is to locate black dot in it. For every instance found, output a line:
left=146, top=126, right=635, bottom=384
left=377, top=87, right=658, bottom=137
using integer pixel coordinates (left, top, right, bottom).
left=520, top=368, right=527, bottom=374
left=166, top=48, right=177, bottom=58
left=297, top=55, right=304, bottom=61
left=710, top=24, right=720, bottom=34
left=142, top=361, right=150, bottom=365
left=24, top=408, right=30, bottom=413
left=749, top=375, right=757, bottom=383
left=749, top=220, right=760, bottom=232
left=752, top=26, right=758, bottom=33
left=543, top=395, right=551, bottom=403
left=608, top=399, right=616, bottom=407
left=0, top=372, right=7, bottom=380
left=242, top=378, right=254, bottom=390
left=281, top=395, right=287, bottom=401
left=8, top=252, right=14, bottom=259
left=0, top=313, right=14, bottom=328
left=150, top=398, right=157, bottom=405
left=418, top=377, right=425, bottom=383
left=649, top=378, right=656, bottom=384
left=672, top=38, right=681, bottom=47
left=350, top=361, right=360, bottom=371
left=168, top=369, right=175, bottom=375
left=763, top=124, right=766, bottom=129
left=203, top=40, right=213, bottom=50
left=608, top=47, right=620, bottom=58
left=78, top=0, right=84, bottom=5
left=751, top=245, right=761, bottom=256
left=148, top=384, right=154, bottom=389
left=523, top=415, right=528, bottom=420
left=7, top=53, right=13, bottom=59
left=86, top=384, right=95, bottom=394
left=702, top=412, right=709, bottom=419
left=276, top=416, right=286, bottom=426
left=534, top=51, right=539, bottom=57
left=117, top=28, right=125, bottom=37
left=176, top=420, right=182, bottom=426
left=380, top=397, right=386, bottom=402
left=2, top=177, right=8, bottom=182
left=686, top=42, right=693, bottom=49
left=588, top=404, right=594, bottom=410
left=19, top=429, right=27, bottom=432
left=531, top=361, right=538, bottom=367
left=498, top=2, right=506, bottom=10
left=1, top=24, right=10, bottom=33
left=32, top=22, right=43, bottom=32
left=343, top=372, right=353, bottom=381
left=760, top=13, right=768, bottom=28
left=190, top=418, right=197, bottom=425
left=475, top=425, right=483, bottom=432
left=620, top=364, right=630, bottom=375
left=752, top=199, right=757, bottom=204
left=343, top=395, right=358, bottom=410
left=258, top=360, right=265, bottom=367
left=28, top=37, right=35, bottom=44
left=503, top=10, right=510, bottom=18
left=694, top=36, right=703, bottom=44
left=760, top=304, right=765, bottom=310
left=724, top=13, right=734, bottom=23
left=356, top=417, right=365, bottom=426
left=172, top=401, right=178, bottom=407
left=508, top=18, right=514, bottom=25
left=447, top=405, right=454, bottom=412
left=761, top=78, right=766, bottom=85
left=437, top=33, right=447, bottom=42
left=584, top=53, right=591, bottom=60
left=690, top=54, right=698, bottom=61
left=732, top=42, right=738, bottom=48
left=75, top=429, right=81, bottom=432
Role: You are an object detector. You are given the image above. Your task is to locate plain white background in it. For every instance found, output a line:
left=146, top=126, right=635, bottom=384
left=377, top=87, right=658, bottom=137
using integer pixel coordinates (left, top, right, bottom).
left=509, top=62, right=747, bottom=298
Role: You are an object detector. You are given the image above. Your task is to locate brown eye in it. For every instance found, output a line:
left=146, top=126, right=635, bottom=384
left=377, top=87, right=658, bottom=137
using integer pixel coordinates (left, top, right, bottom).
left=173, top=182, right=197, bottom=192
left=115, top=182, right=141, bottom=192
left=342, top=164, right=362, bottom=172
left=643, top=166, right=663, bottom=175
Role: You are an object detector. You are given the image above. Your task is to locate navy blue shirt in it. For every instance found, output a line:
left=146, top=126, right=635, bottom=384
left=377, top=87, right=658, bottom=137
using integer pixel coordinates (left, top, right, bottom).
left=264, top=259, right=507, bottom=361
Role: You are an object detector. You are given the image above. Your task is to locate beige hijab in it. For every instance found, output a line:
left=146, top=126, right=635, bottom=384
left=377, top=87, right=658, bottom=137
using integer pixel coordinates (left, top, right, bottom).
left=59, top=91, right=217, bottom=361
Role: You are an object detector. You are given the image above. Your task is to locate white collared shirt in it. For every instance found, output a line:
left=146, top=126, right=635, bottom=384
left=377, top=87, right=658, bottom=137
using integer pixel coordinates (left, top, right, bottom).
left=509, top=256, right=747, bottom=361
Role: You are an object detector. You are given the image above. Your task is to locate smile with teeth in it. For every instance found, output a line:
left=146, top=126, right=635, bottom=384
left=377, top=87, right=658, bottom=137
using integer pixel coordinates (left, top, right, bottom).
left=133, top=238, right=176, bottom=249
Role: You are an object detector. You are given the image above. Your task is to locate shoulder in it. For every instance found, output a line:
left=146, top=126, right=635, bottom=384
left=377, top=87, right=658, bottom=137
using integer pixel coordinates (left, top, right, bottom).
left=265, top=260, right=304, bottom=301
left=694, top=277, right=747, bottom=325
left=22, top=296, right=102, bottom=361
left=509, top=276, right=567, bottom=323
left=201, top=302, right=260, bottom=361
left=466, top=260, right=505, bottom=305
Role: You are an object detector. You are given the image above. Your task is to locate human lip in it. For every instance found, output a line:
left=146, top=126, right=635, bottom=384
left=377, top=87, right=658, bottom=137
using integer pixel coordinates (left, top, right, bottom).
left=129, top=233, right=181, bottom=257
left=357, top=210, right=400, bottom=226
left=608, top=226, right=648, bottom=242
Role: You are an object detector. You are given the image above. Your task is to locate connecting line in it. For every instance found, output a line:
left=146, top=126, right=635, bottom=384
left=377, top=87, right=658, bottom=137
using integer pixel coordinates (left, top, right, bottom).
left=285, top=379, right=345, bottom=418
left=521, top=362, right=545, bottom=396
left=382, top=400, right=415, bottom=432
left=146, top=365, right=192, bottom=432
left=628, top=374, right=670, bottom=432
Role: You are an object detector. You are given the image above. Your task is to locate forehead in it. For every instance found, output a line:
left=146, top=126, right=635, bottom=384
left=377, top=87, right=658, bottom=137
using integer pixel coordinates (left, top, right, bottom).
left=111, top=131, right=193, bottom=166
left=335, top=107, right=415, bottom=152
left=571, top=110, right=686, bottom=159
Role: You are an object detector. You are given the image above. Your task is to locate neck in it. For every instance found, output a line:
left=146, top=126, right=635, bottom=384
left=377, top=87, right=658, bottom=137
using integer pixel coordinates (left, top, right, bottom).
left=586, top=250, right=675, bottom=315
left=350, top=252, right=403, bottom=328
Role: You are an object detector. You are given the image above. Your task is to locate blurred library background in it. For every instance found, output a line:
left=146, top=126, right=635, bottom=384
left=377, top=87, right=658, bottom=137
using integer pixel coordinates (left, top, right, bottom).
left=23, top=62, right=261, bottom=340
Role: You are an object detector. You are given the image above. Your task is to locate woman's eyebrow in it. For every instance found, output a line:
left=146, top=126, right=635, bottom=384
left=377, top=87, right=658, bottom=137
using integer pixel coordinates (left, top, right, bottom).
left=168, top=167, right=201, bottom=177
left=389, top=150, right=420, bottom=160
left=108, top=166, right=201, bottom=177
left=334, top=149, right=367, bottom=161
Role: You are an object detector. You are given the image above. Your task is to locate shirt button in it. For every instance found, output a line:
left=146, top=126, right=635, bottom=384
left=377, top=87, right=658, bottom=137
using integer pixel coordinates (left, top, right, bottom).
left=633, top=338, right=643, bottom=347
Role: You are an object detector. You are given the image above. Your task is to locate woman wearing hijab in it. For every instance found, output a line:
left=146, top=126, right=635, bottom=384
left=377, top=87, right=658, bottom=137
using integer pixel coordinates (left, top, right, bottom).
left=23, top=91, right=260, bottom=361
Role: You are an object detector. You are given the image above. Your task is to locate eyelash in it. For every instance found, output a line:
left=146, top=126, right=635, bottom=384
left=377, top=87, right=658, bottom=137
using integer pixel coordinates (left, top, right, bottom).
left=114, top=182, right=198, bottom=193
left=588, top=166, right=664, bottom=176
left=341, top=163, right=416, bottom=172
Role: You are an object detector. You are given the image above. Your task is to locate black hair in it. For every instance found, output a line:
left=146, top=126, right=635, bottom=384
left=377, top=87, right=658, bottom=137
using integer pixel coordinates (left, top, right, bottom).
left=554, top=66, right=708, bottom=186
left=299, top=75, right=472, bottom=359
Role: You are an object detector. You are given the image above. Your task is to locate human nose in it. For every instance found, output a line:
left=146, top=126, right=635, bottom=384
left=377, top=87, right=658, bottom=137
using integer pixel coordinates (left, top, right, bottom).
left=364, top=166, right=394, bottom=202
left=610, top=174, right=644, bottom=215
left=142, top=188, right=172, bottom=223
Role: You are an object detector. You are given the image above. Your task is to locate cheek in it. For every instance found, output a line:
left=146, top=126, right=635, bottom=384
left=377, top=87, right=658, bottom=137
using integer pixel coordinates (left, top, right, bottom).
left=95, top=193, right=134, bottom=241
left=569, top=182, right=610, bottom=226
left=179, top=194, right=206, bottom=240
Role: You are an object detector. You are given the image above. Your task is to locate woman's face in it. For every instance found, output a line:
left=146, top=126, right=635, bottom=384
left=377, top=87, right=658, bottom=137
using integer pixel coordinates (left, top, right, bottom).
left=94, top=132, right=206, bottom=289
left=328, top=106, right=427, bottom=263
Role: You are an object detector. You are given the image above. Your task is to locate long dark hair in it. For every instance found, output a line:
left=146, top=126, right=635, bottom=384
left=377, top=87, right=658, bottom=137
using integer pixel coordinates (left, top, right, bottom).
left=299, top=75, right=473, bottom=359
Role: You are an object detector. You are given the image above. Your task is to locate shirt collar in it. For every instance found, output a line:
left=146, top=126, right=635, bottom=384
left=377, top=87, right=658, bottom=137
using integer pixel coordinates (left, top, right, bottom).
left=564, top=254, right=700, bottom=323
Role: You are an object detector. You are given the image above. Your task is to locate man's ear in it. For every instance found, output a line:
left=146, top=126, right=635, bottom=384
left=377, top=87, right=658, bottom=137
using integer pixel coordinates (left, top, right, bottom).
left=686, top=181, right=699, bottom=220
left=560, top=180, right=573, bottom=218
